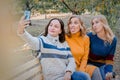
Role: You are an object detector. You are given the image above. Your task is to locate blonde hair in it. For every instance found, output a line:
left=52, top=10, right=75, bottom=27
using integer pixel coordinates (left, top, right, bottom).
left=91, top=15, right=114, bottom=44
left=66, top=15, right=86, bottom=37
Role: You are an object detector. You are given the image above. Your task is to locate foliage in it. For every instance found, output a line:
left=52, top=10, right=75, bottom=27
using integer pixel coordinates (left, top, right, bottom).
left=17, top=0, right=120, bottom=29
left=61, top=0, right=120, bottom=31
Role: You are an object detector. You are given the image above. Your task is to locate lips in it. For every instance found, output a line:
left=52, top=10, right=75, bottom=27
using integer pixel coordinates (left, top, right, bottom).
left=50, top=30, right=55, bottom=32
left=70, top=28, right=75, bottom=32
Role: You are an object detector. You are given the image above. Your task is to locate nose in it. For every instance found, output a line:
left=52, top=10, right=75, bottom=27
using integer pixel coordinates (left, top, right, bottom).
left=93, top=24, right=96, bottom=28
left=70, top=23, right=75, bottom=28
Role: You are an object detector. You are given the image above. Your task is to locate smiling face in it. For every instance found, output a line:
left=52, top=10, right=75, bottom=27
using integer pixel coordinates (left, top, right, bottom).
left=48, top=20, right=62, bottom=37
left=92, top=18, right=104, bottom=34
left=68, top=17, right=81, bottom=34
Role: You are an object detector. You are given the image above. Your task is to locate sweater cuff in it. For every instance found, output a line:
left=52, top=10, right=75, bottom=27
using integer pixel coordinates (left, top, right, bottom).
left=65, top=68, right=75, bottom=74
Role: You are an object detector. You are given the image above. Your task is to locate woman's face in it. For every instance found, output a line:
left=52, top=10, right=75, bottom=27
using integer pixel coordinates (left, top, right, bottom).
left=92, top=18, right=104, bottom=33
left=48, top=20, right=61, bottom=37
left=69, top=17, right=81, bottom=34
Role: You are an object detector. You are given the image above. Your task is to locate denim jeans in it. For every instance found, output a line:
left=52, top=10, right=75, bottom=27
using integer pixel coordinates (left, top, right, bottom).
left=71, top=71, right=91, bottom=80
left=99, top=64, right=113, bottom=80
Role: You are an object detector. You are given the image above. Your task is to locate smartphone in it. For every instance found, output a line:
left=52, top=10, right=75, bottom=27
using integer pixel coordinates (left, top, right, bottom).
left=24, top=10, right=31, bottom=20
left=24, top=10, right=31, bottom=26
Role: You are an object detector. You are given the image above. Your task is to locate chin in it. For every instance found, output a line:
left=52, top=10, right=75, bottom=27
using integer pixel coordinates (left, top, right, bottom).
left=95, top=31, right=101, bottom=34
left=50, top=34, right=57, bottom=37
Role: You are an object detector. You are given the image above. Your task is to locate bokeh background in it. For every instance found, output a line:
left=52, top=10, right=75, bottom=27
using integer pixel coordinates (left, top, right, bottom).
left=0, top=0, right=120, bottom=79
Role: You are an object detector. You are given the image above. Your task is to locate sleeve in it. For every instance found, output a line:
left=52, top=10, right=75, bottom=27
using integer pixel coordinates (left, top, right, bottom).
left=79, top=36, right=90, bottom=72
left=105, top=37, right=117, bottom=64
left=18, top=30, right=40, bottom=50
left=65, top=43, right=76, bottom=73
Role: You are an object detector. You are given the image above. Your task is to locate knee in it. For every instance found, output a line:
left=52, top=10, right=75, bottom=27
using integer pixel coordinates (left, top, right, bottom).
left=71, top=71, right=91, bottom=80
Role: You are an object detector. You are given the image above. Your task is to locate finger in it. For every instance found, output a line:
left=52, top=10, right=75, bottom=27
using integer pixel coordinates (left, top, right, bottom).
left=25, top=21, right=30, bottom=25
left=19, top=20, right=30, bottom=25
left=20, top=16, right=25, bottom=20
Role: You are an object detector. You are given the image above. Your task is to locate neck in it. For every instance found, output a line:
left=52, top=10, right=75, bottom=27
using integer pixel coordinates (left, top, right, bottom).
left=71, top=32, right=80, bottom=37
left=47, top=34, right=59, bottom=40
left=97, top=30, right=106, bottom=40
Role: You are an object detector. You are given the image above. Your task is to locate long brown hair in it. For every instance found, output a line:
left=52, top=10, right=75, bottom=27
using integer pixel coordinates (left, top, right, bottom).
left=44, top=18, right=65, bottom=43
left=66, top=15, right=86, bottom=37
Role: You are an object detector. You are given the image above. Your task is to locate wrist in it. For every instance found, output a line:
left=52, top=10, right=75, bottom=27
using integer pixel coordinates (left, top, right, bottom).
left=66, top=70, right=72, bottom=74
left=18, top=29, right=25, bottom=34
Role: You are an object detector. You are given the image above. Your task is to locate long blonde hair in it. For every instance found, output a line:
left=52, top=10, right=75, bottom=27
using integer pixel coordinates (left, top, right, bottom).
left=66, top=15, right=86, bottom=37
left=91, top=15, right=114, bottom=44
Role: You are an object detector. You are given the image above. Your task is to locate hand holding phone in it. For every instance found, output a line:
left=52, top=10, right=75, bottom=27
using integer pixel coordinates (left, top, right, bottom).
left=24, top=10, right=31, bottom=26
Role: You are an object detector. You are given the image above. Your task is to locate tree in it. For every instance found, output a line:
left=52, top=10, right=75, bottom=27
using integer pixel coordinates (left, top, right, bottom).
left=60, top=0, right=120, bottom=30
left=17, top=0, right=119, bottom=29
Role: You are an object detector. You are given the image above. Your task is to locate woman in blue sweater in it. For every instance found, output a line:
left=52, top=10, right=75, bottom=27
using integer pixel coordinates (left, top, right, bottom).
left=87, top=15, right=117, bottom=80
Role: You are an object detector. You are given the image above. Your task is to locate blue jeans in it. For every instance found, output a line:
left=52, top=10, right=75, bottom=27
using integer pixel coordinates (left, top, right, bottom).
left=71, top=71, right=91, bottom=80
left=99, top=64, right=113, bottom=80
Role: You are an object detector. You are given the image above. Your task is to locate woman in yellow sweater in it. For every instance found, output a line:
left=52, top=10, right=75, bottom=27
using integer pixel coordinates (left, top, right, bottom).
left=65, top=15, right=102, bottom=80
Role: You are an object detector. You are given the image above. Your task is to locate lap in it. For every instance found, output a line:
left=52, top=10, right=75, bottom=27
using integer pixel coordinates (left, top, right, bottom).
left=85, top=64, right=97, bottom=77
left=71, top=71, right=91, bottom=80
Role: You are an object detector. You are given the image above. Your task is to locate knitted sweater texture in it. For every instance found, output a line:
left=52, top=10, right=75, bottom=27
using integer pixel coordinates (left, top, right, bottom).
left=19, top=31, right=76, bottom=80
left=66, top=32, right=90, bottom=72
left=87, top=32, right=117, bottom=67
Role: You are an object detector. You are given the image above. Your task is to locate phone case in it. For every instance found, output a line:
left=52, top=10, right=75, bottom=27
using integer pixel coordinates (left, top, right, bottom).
left=24, top=10, right=31, bottom=20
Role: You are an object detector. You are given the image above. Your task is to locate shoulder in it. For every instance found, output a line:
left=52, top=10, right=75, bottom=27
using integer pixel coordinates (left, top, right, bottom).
left=113, top=36, right=117, bottom=42
left=112, top=36, right=117, bottom=44
left=65, top=35, right=70, bottom=39
left=37, top=35, right=45, bottom=39
left=37, top=36, right=47, bottom=43
left=63, top=41, right=69, bottom=47
left=87, top=32, right=94, bottom=37
left=65, top=35, right=71, bottom=42
left=83, top=35, right=89, bottom=39
left=82, top=35, right=89, bottom=41
left=87, top=32, right=97, bottom=40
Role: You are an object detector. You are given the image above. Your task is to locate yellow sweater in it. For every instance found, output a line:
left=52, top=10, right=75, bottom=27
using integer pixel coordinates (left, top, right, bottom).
left=66, top=32, right=96, bottom=77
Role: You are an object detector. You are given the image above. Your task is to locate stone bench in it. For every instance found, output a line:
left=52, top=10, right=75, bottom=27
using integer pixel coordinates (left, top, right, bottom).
left=10, top=58, right=43, bottom=80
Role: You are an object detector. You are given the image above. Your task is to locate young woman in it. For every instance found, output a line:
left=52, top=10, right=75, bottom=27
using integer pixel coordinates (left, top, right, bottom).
left=87, top=15, right=117, bottom=80
left=66, top=15, right=102, bottom=80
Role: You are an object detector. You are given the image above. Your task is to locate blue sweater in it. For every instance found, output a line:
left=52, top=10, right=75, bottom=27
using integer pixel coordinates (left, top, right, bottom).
left=87, top=32, right=117, bottom=67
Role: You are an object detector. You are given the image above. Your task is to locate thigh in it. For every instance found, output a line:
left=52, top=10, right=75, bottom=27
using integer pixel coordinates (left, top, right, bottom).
left=91, top=68, right=102, bottom=80
left=85, top=64, right=97, bottom=77
left=99, top=65, right=113, bottom=80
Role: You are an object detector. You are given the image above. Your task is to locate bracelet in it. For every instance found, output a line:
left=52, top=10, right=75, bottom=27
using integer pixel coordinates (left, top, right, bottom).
left=66, top=70, right=72, bottom=73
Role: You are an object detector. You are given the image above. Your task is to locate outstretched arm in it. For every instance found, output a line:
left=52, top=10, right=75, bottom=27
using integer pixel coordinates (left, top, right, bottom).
left=17, top=16, right=39, bottom=50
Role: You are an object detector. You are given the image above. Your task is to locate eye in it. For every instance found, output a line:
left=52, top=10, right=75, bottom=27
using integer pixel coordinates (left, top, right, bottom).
left=74, top=21, right=78, bottom=24
left=92, top=22, right=94, bottom=25
left=69, top=21, right=72, bottom=25
left=95, top=21, right=99, bottom=24
left=49, top=23, right=52, bottom=26
left=55, top=25, right=60, bottom=28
